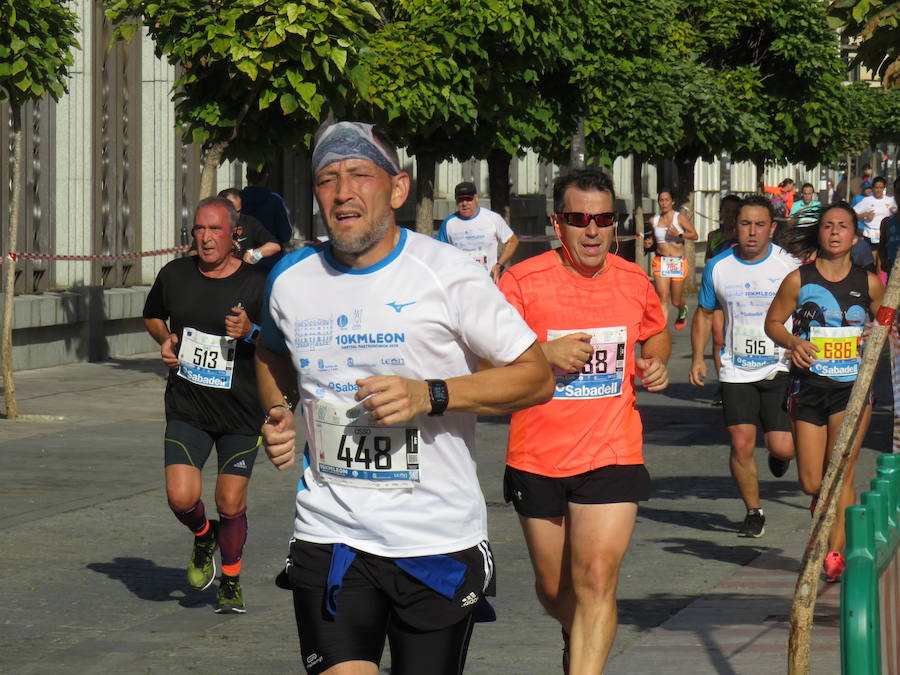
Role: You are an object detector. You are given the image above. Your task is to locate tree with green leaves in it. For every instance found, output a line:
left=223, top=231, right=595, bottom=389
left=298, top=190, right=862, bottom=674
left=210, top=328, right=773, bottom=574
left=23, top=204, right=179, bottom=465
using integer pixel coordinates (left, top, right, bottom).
left=353, top=0, right=582, bottom=232
left=578, top=0, right=852, bottom=289
left=106, top=0, right=381, bottom=198
left=829, top=0, right=900, bottom=88
left=0, top=0, right=80, bottom=419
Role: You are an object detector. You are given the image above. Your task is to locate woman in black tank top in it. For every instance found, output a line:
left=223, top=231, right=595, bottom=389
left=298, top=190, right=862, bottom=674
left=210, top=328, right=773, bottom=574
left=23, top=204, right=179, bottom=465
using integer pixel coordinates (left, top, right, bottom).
left=764, top=203, right=883, bottom=582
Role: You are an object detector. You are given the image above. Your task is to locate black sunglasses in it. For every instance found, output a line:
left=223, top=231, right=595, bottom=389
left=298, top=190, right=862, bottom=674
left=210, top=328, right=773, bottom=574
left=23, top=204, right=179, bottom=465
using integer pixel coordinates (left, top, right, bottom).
left=555, top=212, right=617, bottom=228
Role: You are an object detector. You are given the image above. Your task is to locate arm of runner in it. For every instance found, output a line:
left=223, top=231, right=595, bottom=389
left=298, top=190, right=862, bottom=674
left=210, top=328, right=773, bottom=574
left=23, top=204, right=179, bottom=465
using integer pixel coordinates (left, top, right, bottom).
left=868, top=271, right=885, bottom=317
left=255, top=343, right=300, bottom=470
left=354, top=340, right=554, bottom=426
left=144, top=318, right=179, bottom=369
left=242, top=241, right=281, bottom=264
left=764, top=270, right=816, bottom=369
left=669, top=214, right=699, bottom=241
left=636, top=329, right=671, bottom=391
left=540, top=332, right=594, bottom=372
left=492, top=234, right=520, bottom=283
left=689, top=307, right=714, bottom=386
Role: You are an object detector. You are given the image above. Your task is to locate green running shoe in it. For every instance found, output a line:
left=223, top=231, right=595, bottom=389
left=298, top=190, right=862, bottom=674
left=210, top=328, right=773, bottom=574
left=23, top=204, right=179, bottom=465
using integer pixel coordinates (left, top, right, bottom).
left=674, top=305, right=688, bottom=330
left=186, top=521, right=218, bottom=590
left=215, top=576, right=246, bottom=614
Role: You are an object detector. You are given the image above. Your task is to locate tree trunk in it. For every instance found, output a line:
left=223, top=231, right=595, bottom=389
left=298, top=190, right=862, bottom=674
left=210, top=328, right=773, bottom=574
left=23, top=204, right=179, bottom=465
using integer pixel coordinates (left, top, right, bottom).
left=415, top=149, right=436, bottom=235
left=675, top=152, right=698, bottom=293
left=754, top=158, right=766, bottom=191
left=569, top=118, right=586, bottom=170
left=787, top=256, right=900, bottom=673
left=487, top=149, right=512, bottom=224
left=632, top=153, right=647, bottom=273
left=198, top=140, right=228, bottom=200
left=3, top=104, right=23, bottom=420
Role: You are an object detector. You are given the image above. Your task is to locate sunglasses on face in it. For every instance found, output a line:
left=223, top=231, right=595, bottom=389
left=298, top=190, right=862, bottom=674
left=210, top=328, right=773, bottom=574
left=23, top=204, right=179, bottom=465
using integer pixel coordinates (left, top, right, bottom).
left=555, top=212, right=617, bottom=228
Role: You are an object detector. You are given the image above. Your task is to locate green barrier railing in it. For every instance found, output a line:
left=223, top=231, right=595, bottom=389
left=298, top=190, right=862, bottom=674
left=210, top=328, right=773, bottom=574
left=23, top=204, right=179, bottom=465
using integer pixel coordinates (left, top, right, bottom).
left=842, top=454, right=900, bottom=674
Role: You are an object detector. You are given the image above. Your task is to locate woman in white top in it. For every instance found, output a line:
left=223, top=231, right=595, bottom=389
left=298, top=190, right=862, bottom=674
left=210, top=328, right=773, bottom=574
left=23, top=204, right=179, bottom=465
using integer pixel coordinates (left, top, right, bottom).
left=643, top=189, right=698, bottom=329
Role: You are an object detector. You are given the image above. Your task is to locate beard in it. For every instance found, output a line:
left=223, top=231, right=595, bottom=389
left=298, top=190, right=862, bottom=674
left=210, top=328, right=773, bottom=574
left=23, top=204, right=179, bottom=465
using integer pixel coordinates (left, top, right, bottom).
left=326, top=211, right=392, bottom=255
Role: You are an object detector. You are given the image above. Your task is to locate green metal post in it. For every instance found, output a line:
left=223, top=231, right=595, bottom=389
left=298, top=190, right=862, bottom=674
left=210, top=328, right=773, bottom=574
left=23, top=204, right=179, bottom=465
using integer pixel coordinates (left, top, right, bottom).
left=842, top=504, right=879, bottom=674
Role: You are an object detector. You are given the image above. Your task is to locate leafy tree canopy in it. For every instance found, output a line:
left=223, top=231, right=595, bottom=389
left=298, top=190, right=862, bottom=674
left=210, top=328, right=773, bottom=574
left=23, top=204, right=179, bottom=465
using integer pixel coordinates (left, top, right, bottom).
left=0, top=0, right=80, bottom=105
left=106, top=0, right=382, bottom=166
left=829, top=0, right=900, bottom=88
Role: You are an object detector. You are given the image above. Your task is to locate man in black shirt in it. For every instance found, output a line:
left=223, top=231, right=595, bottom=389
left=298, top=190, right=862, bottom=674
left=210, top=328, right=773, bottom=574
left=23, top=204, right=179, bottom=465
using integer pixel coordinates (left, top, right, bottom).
left=143, top=197, right=267, bottom=614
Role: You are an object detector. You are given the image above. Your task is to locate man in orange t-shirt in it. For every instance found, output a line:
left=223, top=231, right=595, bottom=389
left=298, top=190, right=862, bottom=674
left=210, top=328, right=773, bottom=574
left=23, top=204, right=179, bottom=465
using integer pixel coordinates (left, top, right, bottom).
left=498, top=169, right=670, bottom=674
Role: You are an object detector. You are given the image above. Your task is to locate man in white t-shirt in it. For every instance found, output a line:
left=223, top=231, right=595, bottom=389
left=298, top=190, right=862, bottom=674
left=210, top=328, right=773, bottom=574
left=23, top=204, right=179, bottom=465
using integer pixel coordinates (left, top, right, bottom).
left=436, top=181, right=519, bottom=282
left=689, top=195, right=797, bottom=539
left=854, top=176, right=897, bottom=244
left=255, top=121, right=554, bottom=675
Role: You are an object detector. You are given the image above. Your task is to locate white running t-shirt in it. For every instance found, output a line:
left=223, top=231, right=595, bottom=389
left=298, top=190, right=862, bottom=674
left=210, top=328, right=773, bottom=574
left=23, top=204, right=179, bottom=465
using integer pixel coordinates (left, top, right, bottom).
left=699, top=243, right=800, bottom=383
left=436, top=207, right=515, bottom=272
left=262, top=228, right=536, bottom=557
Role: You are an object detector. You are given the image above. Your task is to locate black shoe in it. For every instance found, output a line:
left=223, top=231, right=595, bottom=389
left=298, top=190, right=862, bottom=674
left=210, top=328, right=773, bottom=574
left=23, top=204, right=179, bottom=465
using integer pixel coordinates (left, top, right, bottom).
left=768, top=454, right=791, bottom=478
left=711, top=386, right=723, bottom=407
left=738, top=509, right=765, bottom=538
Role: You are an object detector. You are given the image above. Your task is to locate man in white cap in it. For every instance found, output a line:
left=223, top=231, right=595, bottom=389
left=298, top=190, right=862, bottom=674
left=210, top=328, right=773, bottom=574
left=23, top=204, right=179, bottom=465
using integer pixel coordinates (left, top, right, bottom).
left=256, top=121, right=554, bottom=675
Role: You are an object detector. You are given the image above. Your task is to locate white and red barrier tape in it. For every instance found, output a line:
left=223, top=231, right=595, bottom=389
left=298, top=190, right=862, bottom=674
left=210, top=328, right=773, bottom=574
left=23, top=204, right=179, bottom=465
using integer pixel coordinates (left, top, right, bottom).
left=2, top=245, right=190, bottom=263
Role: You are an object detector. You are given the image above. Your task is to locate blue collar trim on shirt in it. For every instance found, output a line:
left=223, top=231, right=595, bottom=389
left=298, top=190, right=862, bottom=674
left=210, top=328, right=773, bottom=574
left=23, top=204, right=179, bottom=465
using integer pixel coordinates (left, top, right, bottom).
left=323, top=227, right=407, bottom=275
left=734, top=242, right=773, bottom=266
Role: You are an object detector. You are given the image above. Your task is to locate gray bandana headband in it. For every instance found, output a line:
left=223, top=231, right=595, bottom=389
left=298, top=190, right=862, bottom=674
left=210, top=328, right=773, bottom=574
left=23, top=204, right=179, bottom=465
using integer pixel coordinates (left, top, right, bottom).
left=312, top=122, right=400, bottom=176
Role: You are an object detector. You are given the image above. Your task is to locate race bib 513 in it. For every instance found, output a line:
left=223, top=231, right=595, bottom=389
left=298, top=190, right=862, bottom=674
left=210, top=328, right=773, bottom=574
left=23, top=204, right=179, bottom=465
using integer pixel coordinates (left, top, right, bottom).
left=177, top=327, right=235, bottom=389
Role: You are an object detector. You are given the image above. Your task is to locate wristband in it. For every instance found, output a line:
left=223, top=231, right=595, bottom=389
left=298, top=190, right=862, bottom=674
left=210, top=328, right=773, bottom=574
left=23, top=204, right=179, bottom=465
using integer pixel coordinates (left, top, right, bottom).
left=244, top=323, right=261, bottom=343
left=877, top=306, right=896, bottom=327
left=248, top=248, right=263, bottom=263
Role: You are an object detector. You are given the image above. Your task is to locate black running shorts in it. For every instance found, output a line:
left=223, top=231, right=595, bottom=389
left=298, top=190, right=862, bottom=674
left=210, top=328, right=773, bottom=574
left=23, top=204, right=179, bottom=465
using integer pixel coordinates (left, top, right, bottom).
left=503, top=464, right=651, bottom=519
left=784, top=377, right=872, bottom=426
left=163, top=419, right=260, bottom=477
left=285, top=540, right=495, bottom=675
left=720, top=372, right=792, bottom=432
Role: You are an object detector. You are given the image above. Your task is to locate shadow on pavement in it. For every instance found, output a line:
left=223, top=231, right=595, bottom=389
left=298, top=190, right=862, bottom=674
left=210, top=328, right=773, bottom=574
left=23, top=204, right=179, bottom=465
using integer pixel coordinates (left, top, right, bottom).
left=649, top=538, right=798, bottom=572
left=104, top=356, right=169, bottom=378
left=87, top=557, right=216, bottom=608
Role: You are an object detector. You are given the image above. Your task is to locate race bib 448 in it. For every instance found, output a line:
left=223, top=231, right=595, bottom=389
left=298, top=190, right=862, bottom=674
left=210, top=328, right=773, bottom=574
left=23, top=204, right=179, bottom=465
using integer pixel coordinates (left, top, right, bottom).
left=313, top=399, right=420, bottom=489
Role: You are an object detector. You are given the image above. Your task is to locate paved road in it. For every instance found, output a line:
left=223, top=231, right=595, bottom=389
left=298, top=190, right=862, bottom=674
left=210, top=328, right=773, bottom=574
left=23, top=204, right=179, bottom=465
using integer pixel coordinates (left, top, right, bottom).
left=1, top=315, right=892, bottom=673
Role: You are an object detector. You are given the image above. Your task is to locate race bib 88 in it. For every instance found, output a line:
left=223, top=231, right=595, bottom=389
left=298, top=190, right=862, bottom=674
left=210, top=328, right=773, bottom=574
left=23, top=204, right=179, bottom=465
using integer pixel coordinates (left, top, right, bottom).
left=548, top=326, right=627, bottom=399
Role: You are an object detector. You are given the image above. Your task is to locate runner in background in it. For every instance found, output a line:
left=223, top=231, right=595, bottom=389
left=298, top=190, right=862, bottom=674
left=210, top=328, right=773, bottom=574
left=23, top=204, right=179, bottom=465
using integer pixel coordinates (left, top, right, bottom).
left=644, top=189, right=698, bottom=329
left=705, top=195, right=741, bottom=406
left=877, top=176, right=900, bottom=453
left=436, top=181, right=519, bottom=283
left=690, top=195, right=798, bottom=538
left=765, top=202, right=883, bottom=582
left=143, top=197, right=267, bottom=613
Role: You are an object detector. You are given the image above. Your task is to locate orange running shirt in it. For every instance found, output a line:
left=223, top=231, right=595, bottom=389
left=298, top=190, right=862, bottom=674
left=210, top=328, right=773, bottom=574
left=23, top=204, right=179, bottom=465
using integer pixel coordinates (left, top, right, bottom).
left=498, top=251, right=666, bottom=477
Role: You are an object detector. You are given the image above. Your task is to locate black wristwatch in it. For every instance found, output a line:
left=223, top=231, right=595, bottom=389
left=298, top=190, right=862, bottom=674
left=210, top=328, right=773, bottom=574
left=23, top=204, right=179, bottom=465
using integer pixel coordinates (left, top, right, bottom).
left=426, top=379, right=449, bottom=416
left=244, top=323, right=261, bottom=343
